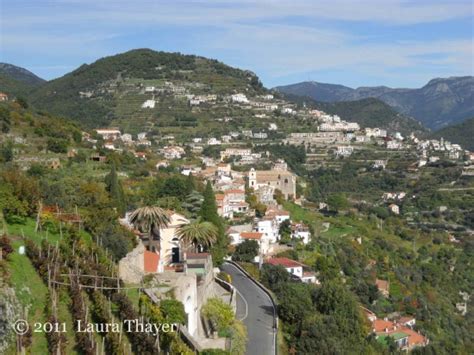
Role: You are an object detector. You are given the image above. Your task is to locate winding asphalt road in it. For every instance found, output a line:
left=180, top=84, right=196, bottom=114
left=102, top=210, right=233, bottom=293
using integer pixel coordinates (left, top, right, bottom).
left=221, top=262, right=276, bottom=355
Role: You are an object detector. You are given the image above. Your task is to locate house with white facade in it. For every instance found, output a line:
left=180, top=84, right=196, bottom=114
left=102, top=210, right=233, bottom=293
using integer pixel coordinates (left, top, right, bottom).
left=137, top=132, right=147, bottom=140
left=207, top=137, right=221, bottom=145
left=335, top=145, right=354, bottom=157
left=121, top=133, right=133, bottom=143
left=387, top=141, right=403, bottom=150
left=96, top=128, right=121, bottom=140
left=163, top=146, right=185, bottom=160
left=291, top=223, right=311, bottom=244
left=239, top=232, right=272, bottom=261
left=265, top=257, right=318, bottom=284
left=142, top=100, right=156, bottom=109
left=220, top=148, right=252, bottom=160
left=253, top=132, right=268, bottom=139
left=389, top=204, right=400, bottom=215
left=231, top=93, right=249, bottom=104
left=254, top=218, right=279, bottom=244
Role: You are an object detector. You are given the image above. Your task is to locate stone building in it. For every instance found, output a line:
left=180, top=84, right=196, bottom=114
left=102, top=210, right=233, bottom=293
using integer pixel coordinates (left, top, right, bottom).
left=248, top=167, right=296, bottom=199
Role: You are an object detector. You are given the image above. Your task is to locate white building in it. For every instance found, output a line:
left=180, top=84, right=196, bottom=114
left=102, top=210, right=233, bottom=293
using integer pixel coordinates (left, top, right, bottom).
left=365, top=128, right=387, bottom=138
left=239, top=232, right=272, bottom=261
left=220, top=148, right=252, bottom=160
left=231, top=93, right=249, bottom=104
left=163, top=146, right=185, bottom=160
left=253, top=132, right=268, bottom=139
left=389, top=204, right=400, bottom=215
left=335, top=145, right=354, bottom=157
left=387, top=141, right=403, bottom=150
left=207, top=138, right=222, bottom=146
left=265, top=104, right=278, bottom=111
left=255, top=218, right=279, bottom=244
left=142, top=100, right=156, bottom=109
left=373, top=160, right=387, bottom=169
left=291, top=223, right=311, bottom=244
left=96, top=128, right=121, bottom=140
left=265, top=257, right=318, bottom=284
left=104, top=142, right=117, bottom=150
left=137, top=139, right=151, bottom=147
left=121, top=133, right=133, bottom=143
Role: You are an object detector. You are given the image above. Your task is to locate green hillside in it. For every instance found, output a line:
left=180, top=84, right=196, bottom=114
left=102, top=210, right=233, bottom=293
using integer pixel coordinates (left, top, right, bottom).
left=316, top=98, right=426, bottom=135
left=431, top=117, right=474, bottom=151
left=0, top=74, right=38, bottom=98
left=0, top=63, right=45, bottom=98
left=282, top=93, right=427, bottom=135
left=28, top=49, right=264, bottom=127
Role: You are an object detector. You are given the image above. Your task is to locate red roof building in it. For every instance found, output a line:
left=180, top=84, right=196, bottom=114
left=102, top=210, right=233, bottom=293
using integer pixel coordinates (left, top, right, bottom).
left=240, top=232, right=263, bottom=240
left=266, top=257, right=304, bottom=268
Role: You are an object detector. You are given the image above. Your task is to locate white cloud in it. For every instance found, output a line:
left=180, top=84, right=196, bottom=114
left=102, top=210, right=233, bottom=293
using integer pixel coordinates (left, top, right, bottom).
left=2, top=0, right=472, bottom=27
left=0, top=0, right=472, bottom=85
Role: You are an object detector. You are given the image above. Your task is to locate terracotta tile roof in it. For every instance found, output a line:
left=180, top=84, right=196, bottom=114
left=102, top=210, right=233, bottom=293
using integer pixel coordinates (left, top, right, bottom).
left=265, top=208, right=290, bottom=217
left=266, top=257, right=304, bottom=268
left=144, top=251, right=159, bottom=273
left=376, top=279, right=389, bottom=292
left=403, top=327, right=427, bottom=347
left=240, top=232, right=263, bottom=240
left=225, top=189, right=245, bottom=194
left=373, top=319, right=396, bottom=333
left=215, top=194, right=225, bottom=201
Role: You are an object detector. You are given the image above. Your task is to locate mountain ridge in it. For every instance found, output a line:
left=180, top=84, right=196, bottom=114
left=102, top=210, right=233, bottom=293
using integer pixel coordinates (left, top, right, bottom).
left=0, top=63, right=45, bottom=85
left=0, top=63, right=46, bottom=98
left=274, top=76, right=474, bottom=130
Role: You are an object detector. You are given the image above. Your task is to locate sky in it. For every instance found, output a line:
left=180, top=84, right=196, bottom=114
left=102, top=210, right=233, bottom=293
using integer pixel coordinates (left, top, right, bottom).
left=0, top=0, right=473, bottom=88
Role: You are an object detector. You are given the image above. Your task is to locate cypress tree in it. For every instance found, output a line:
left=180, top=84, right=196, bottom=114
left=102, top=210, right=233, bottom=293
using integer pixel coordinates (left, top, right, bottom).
left=105, top=162, right=126, bottom=216
left=199, top=181, right=227, bottom=265
left=200, top=181, right=219, bottom=224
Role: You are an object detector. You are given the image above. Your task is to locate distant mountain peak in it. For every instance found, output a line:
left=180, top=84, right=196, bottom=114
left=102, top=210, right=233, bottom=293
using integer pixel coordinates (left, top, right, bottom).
left=275, top=76, right=474, bottom=130
left=0, top=63, right=45, bottom=85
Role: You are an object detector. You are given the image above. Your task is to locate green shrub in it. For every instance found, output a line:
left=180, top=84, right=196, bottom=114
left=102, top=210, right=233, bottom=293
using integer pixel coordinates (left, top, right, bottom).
left=201, top=298, right=234, bottom=332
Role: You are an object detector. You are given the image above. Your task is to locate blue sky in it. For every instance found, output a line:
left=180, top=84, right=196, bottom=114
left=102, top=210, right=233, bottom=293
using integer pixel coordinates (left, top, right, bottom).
left=0, top=0, right=472, bottom=88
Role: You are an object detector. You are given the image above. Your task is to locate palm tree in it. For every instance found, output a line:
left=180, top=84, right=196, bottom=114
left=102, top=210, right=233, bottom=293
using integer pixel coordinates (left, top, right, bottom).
left=176, top=220, right=218, bottom=252
left=129, top=206, right=170, bottom=251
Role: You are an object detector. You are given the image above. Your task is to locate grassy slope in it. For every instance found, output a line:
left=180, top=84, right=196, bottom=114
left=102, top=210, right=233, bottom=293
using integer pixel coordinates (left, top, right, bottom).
left=6, top=241, right=49, bottom=354
left=5, top=219, right=85, bottom=354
